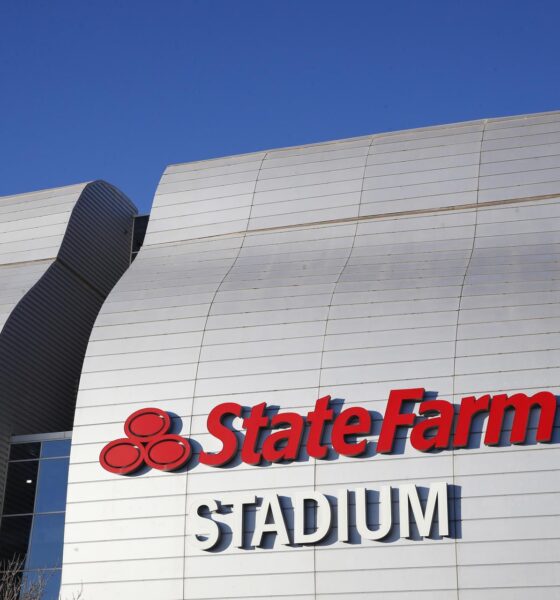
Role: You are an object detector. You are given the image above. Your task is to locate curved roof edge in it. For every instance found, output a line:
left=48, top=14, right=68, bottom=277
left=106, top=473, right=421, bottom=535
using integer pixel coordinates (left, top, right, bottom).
left=143, top=111, right=560, bottom=247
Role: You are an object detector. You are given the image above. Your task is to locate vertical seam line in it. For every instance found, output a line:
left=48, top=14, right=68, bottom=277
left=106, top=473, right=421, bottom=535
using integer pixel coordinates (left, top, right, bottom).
left=451, top=118, right=487, bottom=599
left=181, top=152, right=268, bottom=599
left=313, top=135, right=375, bottom=600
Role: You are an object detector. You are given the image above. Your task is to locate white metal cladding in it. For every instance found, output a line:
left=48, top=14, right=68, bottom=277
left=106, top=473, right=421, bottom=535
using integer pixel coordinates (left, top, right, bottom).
left=64, top=112, right=560, bottom=599
left=0, top=183, right=86, bottom=331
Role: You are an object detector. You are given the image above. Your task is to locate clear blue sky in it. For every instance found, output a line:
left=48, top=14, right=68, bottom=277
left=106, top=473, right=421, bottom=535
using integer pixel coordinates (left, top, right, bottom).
left=1, top=1, right=559, bottom=214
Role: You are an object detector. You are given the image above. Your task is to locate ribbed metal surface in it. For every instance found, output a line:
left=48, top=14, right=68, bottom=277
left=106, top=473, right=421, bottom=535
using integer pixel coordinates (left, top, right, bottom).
left=0, top=421, right=10, bottom=518
left=58, top=181, right=137, bottom=297
left=64, top=112, right=560, bottom=599
left=0, top=181, right=136, bottom=512
left=0, top=183, right=85, bottom=332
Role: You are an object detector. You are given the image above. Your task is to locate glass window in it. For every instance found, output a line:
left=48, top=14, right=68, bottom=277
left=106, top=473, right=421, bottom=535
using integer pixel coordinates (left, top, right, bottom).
left=42, top=570, right=62, bottom=600
left=34, top=458, right=69, bottom=513
left=3, top=461, right=38, bottom=515
left=21, top=569, right=61, bottom=600
left=131, top=214, right=149, bottom=261
left=9, top=443, right=40, bottom=461
left=26, top=513, right=65, bottom=570
left=41, top=440, right=71, bottom=459
left=2, top=436, right=69, bottom=600
left=0, top=515, right=33, bottom=562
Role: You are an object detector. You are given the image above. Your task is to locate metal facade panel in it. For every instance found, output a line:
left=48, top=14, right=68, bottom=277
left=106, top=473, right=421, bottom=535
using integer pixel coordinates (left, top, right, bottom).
left=0, top=184, right=86, bottom=443
left=65, top=112, right=560, bottom=599
left=0, top=181, right=136, bottom=516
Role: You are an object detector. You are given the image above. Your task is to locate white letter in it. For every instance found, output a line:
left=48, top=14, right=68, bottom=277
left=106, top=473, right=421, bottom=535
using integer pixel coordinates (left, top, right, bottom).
left=399, top=482, right=449, bottom=538
left=355, top=487, right=392, bottom=540
left=251, top=493, right=290, bottom=547
left=221, top=494, right=256, bottom=548
left=188, top=497, right=221, bottom=551
left=337, top=489, right=349, bottom=543
left=293, top=492, right=332, bottom=544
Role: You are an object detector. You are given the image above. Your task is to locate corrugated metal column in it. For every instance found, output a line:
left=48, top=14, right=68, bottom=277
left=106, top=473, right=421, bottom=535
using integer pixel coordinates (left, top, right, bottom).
left=0, top=421, right=11, bottom=518
left=0, top=181, right=137, bottom=437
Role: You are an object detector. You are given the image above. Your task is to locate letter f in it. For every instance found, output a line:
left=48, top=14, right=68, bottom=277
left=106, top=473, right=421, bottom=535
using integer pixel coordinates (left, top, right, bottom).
left=377, top=388, right=424, bottom=453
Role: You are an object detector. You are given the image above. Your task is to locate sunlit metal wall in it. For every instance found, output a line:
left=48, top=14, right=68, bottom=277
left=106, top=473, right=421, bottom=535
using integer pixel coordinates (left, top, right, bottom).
left=63, top=113, right=560, bottom=599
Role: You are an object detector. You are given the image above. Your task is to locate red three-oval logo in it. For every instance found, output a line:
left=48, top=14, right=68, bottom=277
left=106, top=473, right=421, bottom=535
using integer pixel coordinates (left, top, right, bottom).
left=99, top=407, right=191, bottom=474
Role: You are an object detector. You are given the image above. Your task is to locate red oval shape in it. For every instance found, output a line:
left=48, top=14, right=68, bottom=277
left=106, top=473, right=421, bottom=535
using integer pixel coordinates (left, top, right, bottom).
left=125, top=408, right=171, bottom=440
left=100, top=439, right=144, bottom=475
left=149, top=439, right=184, bottom=463
left=145, top=435, right=191, bottom=471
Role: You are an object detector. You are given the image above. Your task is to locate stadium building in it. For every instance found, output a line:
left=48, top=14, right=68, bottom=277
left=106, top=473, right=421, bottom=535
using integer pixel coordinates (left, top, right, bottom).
left=1, top=111, right=559, bottom=599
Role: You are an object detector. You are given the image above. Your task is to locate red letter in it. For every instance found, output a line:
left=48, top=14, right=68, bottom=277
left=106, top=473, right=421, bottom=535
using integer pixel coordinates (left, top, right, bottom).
left=262, top=412, right=305, bottom=463
left=199, top=402, right=242, bottom=466
left=242, top=403, right=270, bottom=465
left=453, top=395, right=490, bottom=448
left=377, top=388, right=424, bottom=453
left=485, top=391, right=557, bottom=445
left=306, top=396, right=333, bottom=459
left=331, top=407, right=371, bottom=457
left=410, top=399, right=454, bottom=451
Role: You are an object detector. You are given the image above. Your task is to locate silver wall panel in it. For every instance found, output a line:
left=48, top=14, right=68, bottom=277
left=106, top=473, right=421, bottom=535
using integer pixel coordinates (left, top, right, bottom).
left=64, top=112, right=560, bottom=599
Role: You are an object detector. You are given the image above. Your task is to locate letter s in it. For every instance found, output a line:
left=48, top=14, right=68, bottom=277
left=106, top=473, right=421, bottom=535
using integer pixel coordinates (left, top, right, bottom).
left=199, top=402, right=242, bottom=466
left=188, top=498, right=221, bottom=550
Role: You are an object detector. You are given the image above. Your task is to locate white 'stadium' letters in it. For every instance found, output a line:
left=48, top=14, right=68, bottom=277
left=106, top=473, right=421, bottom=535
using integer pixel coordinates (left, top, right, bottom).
left=190, top=497, right=221, bottom=551
left=252, top=493, right=290, bottom=547
left=293, top=491, right=332, bottom=544
left=355, top=486, right=392, bottom=541
left=399, top=481, right=449, bottom=538
left=188, top=482, right=449, bottom=551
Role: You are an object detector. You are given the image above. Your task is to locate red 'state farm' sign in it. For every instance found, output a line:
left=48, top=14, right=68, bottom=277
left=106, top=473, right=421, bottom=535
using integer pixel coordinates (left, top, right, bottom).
left=100, top=388, right=557, bottom=475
